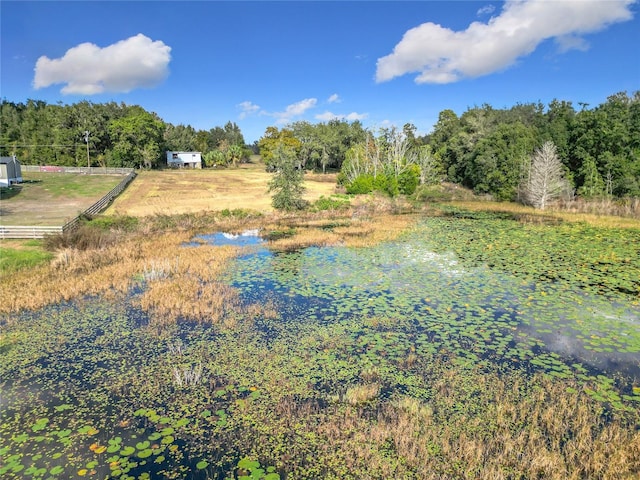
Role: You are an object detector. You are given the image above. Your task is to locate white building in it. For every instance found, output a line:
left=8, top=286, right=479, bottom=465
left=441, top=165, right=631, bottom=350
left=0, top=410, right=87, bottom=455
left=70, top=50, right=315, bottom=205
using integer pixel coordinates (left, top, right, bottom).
left=0, top=156, right=23, bottom=187
left=166, top=151, right=202, bottom=169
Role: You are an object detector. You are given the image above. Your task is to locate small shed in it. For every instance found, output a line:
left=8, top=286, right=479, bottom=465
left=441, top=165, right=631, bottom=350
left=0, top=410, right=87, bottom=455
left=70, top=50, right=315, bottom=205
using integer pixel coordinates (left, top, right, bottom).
left=0, top=156, right=23, bottom=187
left=166, top=151, right=202, bottom=169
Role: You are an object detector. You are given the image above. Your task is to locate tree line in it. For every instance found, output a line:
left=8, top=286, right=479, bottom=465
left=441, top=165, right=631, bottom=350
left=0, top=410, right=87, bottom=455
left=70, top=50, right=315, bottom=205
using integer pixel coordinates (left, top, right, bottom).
left=2, top=91, right=638, bottom=201
left=0, top=100, right=249, bottom=169
left=424, top=91, right=640, bottom=200
left=258, top=91, right=639, bottom=201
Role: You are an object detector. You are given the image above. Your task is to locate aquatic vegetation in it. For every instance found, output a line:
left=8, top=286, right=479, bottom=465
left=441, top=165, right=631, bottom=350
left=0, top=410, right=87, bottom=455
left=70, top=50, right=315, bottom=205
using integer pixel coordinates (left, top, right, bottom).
left=1, top=208, right=639, bottom=478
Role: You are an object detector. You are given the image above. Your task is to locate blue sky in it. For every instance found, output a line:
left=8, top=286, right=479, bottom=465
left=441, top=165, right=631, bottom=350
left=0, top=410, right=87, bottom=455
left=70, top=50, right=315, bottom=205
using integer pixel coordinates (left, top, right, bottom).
left=2, top=1, right=639, bottom=143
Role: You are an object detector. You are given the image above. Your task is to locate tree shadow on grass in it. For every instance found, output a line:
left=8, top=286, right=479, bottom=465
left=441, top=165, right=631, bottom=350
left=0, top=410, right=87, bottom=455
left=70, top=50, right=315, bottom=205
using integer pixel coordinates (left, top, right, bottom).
left=0, top=185, right=24, bottom=200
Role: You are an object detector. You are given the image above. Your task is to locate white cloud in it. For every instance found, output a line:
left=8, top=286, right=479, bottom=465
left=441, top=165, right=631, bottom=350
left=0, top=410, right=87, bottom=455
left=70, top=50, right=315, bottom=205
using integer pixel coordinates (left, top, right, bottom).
left=376, top=0, right=635, bottom=84
left=272, top=98, right=317, bottom=123
left=237, top=101, right=261, bottom=119
left=327, top=93, right=341, bottom=103
left=33, top=34, right=171, bottom=94
left=315, top=111, right=368, bottom=122
left=555, top=34, right=590, bottom=53
left=477, top=4, right=496, bottom=16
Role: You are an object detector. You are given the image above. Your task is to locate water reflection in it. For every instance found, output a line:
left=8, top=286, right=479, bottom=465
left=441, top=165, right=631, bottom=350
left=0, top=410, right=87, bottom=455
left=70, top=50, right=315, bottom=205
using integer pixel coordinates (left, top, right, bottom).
left=186, top=229, right=264, bottom=247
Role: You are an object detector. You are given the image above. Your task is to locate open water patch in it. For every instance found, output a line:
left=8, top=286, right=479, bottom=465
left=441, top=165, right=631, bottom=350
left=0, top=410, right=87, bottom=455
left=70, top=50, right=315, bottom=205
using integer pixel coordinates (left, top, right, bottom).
left=225, top=226, right=640, bottom=381
left=185, top=229, right=264, bottom=248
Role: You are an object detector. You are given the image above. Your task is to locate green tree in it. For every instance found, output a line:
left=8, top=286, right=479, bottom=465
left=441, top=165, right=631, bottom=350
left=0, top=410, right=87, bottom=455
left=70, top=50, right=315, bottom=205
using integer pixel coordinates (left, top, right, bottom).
left=164, top=124, right=196, bottom=152
left=227, top=144, right=244, bottom=168
left=414, top=145, right=443, bottom=185
left=203, top=149, right=226, bottom=168
left=258, top=127, right=301, bottom=169
left=268, top=143, right=307, bottom=211
left=578, top=155, right=605, bottom=197
left=465, top=122, right=537, bottom=200
left=108, top=108, right=165, bottom=168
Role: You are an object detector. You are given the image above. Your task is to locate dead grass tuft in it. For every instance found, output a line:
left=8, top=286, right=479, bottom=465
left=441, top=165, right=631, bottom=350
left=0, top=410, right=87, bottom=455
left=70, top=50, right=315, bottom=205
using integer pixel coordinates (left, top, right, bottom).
left=345, top=383, right=381, bottom=405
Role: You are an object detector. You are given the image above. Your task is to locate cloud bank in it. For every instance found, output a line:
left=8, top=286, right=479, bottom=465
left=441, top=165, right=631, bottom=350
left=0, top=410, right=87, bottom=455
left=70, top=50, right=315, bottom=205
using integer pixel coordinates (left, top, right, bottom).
left=315, top=111, right=368, bottom=122
left=238, top=97, right=366, bottom=125
left=376, top=0, right=635, bottom=84
left=33, top=34, right=171, bottom=94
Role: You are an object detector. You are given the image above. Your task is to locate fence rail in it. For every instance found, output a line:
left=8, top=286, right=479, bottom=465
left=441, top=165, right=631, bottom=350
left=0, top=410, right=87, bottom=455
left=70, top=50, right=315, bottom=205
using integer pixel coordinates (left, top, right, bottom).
left=21, top=165, right=134, bottom=175
left=1, top=168, right=136, bottom=239
left=0, top=225, right=63, bottom=239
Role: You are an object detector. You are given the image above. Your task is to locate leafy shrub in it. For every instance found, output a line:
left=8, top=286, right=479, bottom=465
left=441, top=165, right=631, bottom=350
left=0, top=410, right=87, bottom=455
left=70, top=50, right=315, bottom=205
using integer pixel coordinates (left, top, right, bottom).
left=398, top=165, right=420, bottom=195
left=373, top=174, right=399, bottom=197
left=413, top=185, right=454, bottom=202
left=347, top=174, right=402, bottom=197
left=310, top=195, right=351, bottom=212
left=346, top=175, right=374, bottom=194
left=88, top=215, right=139, bottom=231
left=219, top=208, right=253, bottom=219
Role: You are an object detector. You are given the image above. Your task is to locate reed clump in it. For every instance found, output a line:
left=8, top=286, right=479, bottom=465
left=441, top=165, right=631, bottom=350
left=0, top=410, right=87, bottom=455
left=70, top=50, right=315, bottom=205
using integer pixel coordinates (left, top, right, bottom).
left=171, top=364, right=204, bottom=387
left=344, top=383, right=381, bottom=405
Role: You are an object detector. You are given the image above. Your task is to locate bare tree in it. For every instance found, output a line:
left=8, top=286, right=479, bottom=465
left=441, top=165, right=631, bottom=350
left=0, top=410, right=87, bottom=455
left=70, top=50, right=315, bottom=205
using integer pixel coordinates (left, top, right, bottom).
left=364, top=131, right=383, bottom=179
left=519, top=141, right=568, bottom=210
left=413, top=145, right=443, bottom=185
left=386, top=127, right=410, bottom=178
left=342, top=143, right=368, bottom=184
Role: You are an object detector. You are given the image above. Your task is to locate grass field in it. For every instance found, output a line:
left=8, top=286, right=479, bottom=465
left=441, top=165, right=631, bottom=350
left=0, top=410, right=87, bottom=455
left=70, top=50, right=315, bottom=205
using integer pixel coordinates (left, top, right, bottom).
left=0, top=172, right=123, bottom=225
left=106, top=161, right=339, bottom=216
left=0, top=162, right=338, bottom=225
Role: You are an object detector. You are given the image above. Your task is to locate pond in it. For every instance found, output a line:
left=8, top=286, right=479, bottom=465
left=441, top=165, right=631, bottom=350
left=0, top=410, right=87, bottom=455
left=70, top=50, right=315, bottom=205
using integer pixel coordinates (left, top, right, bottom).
left=1, top=218, right=639, bottom=479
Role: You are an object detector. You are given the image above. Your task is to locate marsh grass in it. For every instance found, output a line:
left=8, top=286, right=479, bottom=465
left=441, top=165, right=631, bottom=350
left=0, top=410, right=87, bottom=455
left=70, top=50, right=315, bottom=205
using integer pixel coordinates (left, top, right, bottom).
left=344, top=383, right=381, bottom=405
left=264, top=211, right=416, bottom=251
left=142, top=258, right=180, bottom=281
left=238, top=360, right=640, bottom=479
left=172, top=364, right=204, bottom=387
left=556, top=196, right=640, bottom=219
left=450, top=200, right=640, bottom=229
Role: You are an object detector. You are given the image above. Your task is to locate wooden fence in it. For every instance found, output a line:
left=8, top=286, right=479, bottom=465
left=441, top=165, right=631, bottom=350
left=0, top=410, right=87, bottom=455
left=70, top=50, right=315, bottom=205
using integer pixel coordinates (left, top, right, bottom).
left=0, top=169, right=136, bottom=239
left=21, top=165, right=134, bottom=175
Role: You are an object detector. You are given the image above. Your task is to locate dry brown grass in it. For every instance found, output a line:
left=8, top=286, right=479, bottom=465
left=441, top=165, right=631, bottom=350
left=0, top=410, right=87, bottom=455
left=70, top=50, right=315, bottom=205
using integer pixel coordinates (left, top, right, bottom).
left=1, top=226, right=279, bottom=328
left=107, top=162, right=338, bottom=216
left=450, top=200, right=640, bottom=229
left=344, top=383, right=381, bottom=405
left=259, top=366, right=640, bottom=479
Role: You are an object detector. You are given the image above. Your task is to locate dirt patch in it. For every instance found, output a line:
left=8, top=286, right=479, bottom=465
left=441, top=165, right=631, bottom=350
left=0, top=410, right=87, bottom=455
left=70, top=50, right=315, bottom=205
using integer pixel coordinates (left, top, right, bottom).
left=0, top=173, right=124, bottom=226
